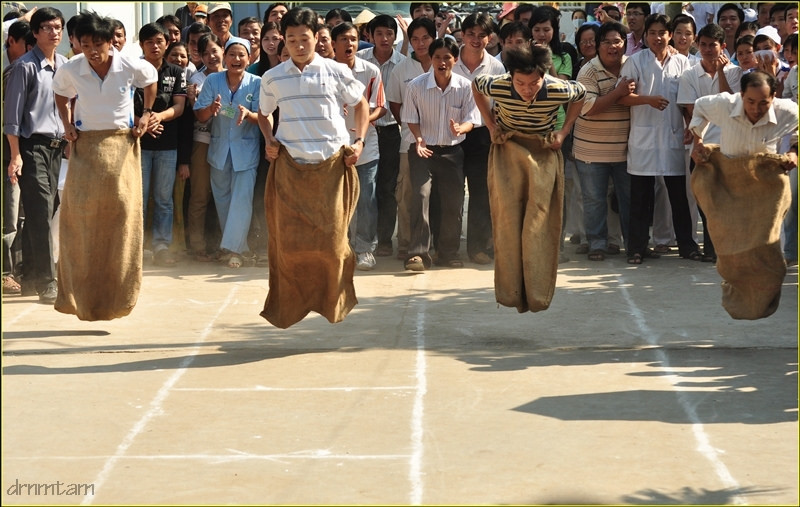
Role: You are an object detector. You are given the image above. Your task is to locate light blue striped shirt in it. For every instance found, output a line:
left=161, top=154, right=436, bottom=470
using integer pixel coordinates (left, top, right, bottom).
left=401, top=71, right=480, bottom=146
left=259, top=54, right=365, bottom=163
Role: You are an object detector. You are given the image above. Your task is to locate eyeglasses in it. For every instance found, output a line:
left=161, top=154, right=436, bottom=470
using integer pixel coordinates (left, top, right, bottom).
left=579, top=40, right=596, bottom=47
left=39, top=25, right=63, bottom=34
left=600, top=38, right=625, bottom=47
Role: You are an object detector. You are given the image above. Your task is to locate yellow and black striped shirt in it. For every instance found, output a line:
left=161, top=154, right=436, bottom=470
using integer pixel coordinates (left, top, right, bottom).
left=473, top=73, right=585, bottom=135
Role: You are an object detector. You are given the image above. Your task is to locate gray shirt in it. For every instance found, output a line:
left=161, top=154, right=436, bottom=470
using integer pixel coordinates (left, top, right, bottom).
left=3, top=45, right=67, bottom=139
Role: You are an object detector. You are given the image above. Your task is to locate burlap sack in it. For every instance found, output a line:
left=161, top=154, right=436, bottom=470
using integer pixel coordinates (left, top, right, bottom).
left=691, top=146, right=792, bottom=320
left=488, top=129, right=564, bottom=313
left=55, top=129, right=143, bottom=321
left=261, top=146, right=359, bottom=328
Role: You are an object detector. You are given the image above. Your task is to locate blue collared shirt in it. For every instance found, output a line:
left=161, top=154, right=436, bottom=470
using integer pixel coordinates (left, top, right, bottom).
left=3, top=45, right=67, bottom=138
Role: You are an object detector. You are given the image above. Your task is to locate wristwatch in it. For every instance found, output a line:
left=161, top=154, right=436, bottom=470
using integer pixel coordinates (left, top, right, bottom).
left=142, top=108, right=153, bottom=113
left=353, top=137, right=364, bottom=145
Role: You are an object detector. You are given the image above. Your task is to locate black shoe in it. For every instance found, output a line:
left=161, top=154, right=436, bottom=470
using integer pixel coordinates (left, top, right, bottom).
left=38, top=283, right=57, bottom=304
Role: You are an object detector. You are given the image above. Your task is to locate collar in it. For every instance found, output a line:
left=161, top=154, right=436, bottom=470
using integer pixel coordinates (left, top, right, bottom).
left=456, top=49, right=491, bottom=74
left=589, top=54, right=626, bottom=75
left=425, top=69, right=452, bottom=91
left=285, top=52, right=320, bottom=74
left=730, top=93, right=777, bottom=126
left=79, top=46, right=122, bottom=76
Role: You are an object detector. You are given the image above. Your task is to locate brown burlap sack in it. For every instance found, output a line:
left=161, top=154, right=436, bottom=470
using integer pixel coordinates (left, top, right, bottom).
left=55, top=129, right=143, bottom=321
left=488, top=129, right=564, bottom=313
left=691, top=146, right=792, bottom=320
left=261, top=146, right=359, bottom=328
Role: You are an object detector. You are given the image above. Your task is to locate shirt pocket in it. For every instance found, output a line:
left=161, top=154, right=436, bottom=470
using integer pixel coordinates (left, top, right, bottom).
left=630, top=125, right=658, bottom=150
left=447, top=105, right=463, bottom=123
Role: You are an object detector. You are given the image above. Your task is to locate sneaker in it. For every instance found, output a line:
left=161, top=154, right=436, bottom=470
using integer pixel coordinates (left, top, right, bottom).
left=356, top=251, right=376, bottom=271
left=2, top=275, right=21, bottom=295
left=38, top=282, right=57, bottom=305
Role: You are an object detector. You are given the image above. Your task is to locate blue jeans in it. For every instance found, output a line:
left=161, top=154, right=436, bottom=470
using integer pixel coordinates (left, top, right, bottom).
left=141, top=149, right=177, bottom=251
left=574, top=159, right=631, bottom=252
left=784, top=168, right=798, bottom=261
left=349, top=159, right=378, bottom=254
left=211, top=153, right=256, bottom=255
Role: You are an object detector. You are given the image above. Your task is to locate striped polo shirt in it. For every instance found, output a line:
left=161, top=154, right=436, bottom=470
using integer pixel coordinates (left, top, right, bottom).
left=572, top=56, right=630, bottom=163
left=472, top=73, right=585, bottom=135
left=259, top=54, right=365, bottom=163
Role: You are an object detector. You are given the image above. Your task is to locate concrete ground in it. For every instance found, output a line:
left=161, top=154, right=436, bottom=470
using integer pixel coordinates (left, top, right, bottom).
left=2, top=243, right=797, bottom=505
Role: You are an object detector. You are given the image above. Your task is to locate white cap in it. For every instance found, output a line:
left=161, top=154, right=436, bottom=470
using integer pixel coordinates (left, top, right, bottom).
left=755, top=25, right=781, bottom=45
left=743, top=8, right=757, bottom=23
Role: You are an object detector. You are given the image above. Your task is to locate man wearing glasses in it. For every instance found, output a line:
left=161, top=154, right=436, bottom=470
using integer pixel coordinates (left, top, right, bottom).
left=3, top=7, right=67, bottom=304
left=624, top=2, right=650, bottom=56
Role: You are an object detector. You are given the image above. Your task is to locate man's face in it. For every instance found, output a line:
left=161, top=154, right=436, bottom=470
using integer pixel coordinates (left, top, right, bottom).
left=645, top=22, right=671, bottom=53
left=503, top=32, right=529, bottom=54
left=79, top=36, right=112, bottom=67
left=409, top=27, right=433, bottom=57
left=463, top=25, right=489, bottom=53
left=741, top=82, right=774, bottom=124
left=597, top=30, right=625, bottom=68
left=188, top=32, right=204, bottom=61
left=758, top=3, right=775, bottom=28
left=111, top=27, right=126, bottom=51
left=333, top=27, right=358, bottom=66
left=163, top=22, right=181, bottom=43
left=451, top=29, right=463, bottom=46
left=605, top=9, right=621, bottom=21
left=625, top=7, right=646, bottom=33
left=326, top=16, right=343, bottom=30
left=372, top=26, right=395, bottom=54
left=140, top=33, right=167, bottom=61
left=412, top=4, right=435, bottom=20
left=34, top=18, right=63, bottom=50
left=511, top=70, right=543, bottom=102
left=239, top=22, right=261, bottom=58
left=517, top=12, right=532, bottom=26
left=315, top=27, right=333, bottom=58
left=431, top=46, right=455, bottom=79
left=209, top=9, right=232, bottom=36
left=285, top=24, right=319, bottom=64
left=770, top=10, right=785, bottom=36
left=717, top=8, right=740, bottom=39
left=786, top=8, right=799, bottom=36
left=697, top=35, right=723, bottom=63
left=268, top=5, right=288, bottom=24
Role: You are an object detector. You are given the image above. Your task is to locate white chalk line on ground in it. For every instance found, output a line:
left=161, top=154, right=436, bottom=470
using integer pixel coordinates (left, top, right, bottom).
left=409, top=276, right=428, bottom=506
left=618, top=276, right=746, bottom=505
left=81, top=285, right=239, bottom=505
left=172, top=386, right=415, bottom=392
left=2, top=303, right=39, bottom=328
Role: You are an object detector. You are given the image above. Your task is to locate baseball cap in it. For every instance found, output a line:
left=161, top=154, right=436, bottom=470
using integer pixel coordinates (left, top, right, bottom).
left=208, top=2, right=232, bottom=16
left=194, top=4, right=208, bottom=17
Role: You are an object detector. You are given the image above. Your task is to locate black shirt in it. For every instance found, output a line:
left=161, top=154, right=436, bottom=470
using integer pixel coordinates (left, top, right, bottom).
left=134, top=60, right=187, bottom=151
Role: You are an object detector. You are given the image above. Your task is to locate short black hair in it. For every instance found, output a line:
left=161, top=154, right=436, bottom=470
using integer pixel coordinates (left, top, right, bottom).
left=187, top=21, right=212, bottom=37
left=139, top=22, right=169, bottom=42
left=407, top=16, right=435, bottom=39
left=503, top=45, right=551, bottom=77
left=717, top=3, right=744, bottom=23
left=410, top=3, right=439, bottom=18
left=597, top=21, right=628, bottom=51
left=602, top=5, right=621, bottom=19
left=6, top=19, right=30, bottom=41
left=66, top=15, right=78, bottom=37
left=769, top=4, right=785, bottom=19
left=197, top=32, right=221, bottom=55
left=3, top=10, right=21, bottom=22
left=644, top=13, right=671, bottom=34
left=156, top=14, right=182, bottom=29
left=331, top=21, right=356, bottom=41
left=281, top=7, right=318, bottom=35
left=110, top=18, right=125, bottom=36
left=741, top=70, right=776, bottom=95
left=368, top=14, right=397, bottom=36
left=696, top=23, right=724, bottom=44
left=670, top=14, right=696, bottom=35
left=238, top=16, right=261, bottom=31
left=625, top=3, right=651, bottom=17
left=786, top=33, right=798, bottom=52
left=325, top=8, right=352, bottom=24
left=30, top=6, right=64, bottom=34
left=734, top=21, right=759, bottom=41
left=513, top=3, right=534, bottom=21
left=263, top=3, right=288, bottom=25
left=785, top=4, right=799, bottom=17
left=575, top=23, right=599, bottom=56
left=74, top=11, right=114, bottom=43
left=428, top=36, right=458, bottom=58
left=461, top=11, right=495, bottom=35
left=735, top=34, right=755, bottom=50
left=499, top=21, right=530, bottom=42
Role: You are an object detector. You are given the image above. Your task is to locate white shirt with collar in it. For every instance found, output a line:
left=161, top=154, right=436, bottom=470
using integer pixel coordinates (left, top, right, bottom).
left=260, top=53, right=365, bottom=164
left=51, top=47, right=158, bottom=131
left=677, top=61, right=743, bottom=145
left=357, top=46, right=405, bottom=126
left=344, top=56, right=384, bottom=165
left=453, top=49, right=506, bottom=128
left=402, top=70, right=480, bottom=146
left=689, top=91, right=799, bottom=157
left=386, top=55, right=426, bottom=153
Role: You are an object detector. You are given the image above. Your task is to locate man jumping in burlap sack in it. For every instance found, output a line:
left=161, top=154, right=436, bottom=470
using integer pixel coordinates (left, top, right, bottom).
left=257, top=7, right=369, bottom=329
left=473, top=46, right=585, bottom=313
left=689, top=71, right=798, bottom=320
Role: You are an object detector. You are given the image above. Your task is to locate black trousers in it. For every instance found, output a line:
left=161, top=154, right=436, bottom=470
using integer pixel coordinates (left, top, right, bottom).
left=688, top=158, right=714, bottom=258
left=628, top=173, right=698, bottom=257
left=375, top=124, right=401, bottom=248
left=462, top=126, right=493, bottom=257
left=408, top=144, right=464, bottom=267
left=18, top=135, right=62, bottom=291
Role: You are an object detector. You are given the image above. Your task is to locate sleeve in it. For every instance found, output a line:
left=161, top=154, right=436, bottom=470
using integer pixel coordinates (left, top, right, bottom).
left=401, top=81, right=420, bottom=124
left=676, top=71, right=698, bottom=106
left=52, top=61, right=77, bottom=99
left=249, top=76, right=261, bottom=112
left=365, top=68, right=383, bottom=109
left=619, top=57, right=639, bottom=89
left=689, top=94, right=726, bottom=138
left=259, top=74, right=277, bottom=116
left=131, top=57, right=158, bottom=88
left=566, top=80, right=586, bottom=102
left=173, top=67, right=187, bottom=97
left=726, top=66, right=743, bottom=94
left=385, top=67, right=403, bottom=103
left=554, top=52, right=572, bottom=79
left=461, top=86, right=481, bottom=126
left=337, top=66, right=366, bottom=107
left=473, top=74, right=495, bottom=97
left=194, top=72, right=215, bottom=110
left=2, top=61, right=28, bottom=136
left=576, top=65, right=599, bottom=115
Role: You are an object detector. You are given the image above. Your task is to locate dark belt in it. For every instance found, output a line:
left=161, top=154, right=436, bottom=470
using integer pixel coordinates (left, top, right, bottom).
left=27, top=133, right=66, bottom=149
left=375, top=124, right=399, bottom=132
left=426, top=144, right=461, bottom=151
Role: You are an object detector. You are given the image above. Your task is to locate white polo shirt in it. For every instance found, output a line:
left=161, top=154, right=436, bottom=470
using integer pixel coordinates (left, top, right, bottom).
left=51, top=47, right=158, bottom=131
left=453, top=49, right=506, bottom=127
left=260, top=54, right=365, bottom=164
left=357, top=46, right=405, bottom=126
left=677, top=61, right=743, bottom=145
left=386, top=55, right=426, bottom=153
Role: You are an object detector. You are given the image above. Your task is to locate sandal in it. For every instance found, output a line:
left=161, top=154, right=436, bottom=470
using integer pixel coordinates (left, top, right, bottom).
left=627, top=253, right=643, bottom=265
left=227, top=254, right=243, bottom=268
left=606, top=244, right=621, bottom=255
left=588, top=249, right=605, bottom=261
left=682, top=250, right=703, bottom=261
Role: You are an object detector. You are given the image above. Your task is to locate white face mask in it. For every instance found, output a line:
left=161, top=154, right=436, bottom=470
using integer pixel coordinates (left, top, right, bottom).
left=573, top=18, right=586, bottom=30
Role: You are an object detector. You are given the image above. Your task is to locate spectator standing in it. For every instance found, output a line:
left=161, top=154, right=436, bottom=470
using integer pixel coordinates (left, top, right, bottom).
left=4, top=7, right=67, bottom=303
left=207, top=2, right=232, bottom=47
left=718, top=3, right=744, bottom=58
left=624, top=3, right=650, bottom=55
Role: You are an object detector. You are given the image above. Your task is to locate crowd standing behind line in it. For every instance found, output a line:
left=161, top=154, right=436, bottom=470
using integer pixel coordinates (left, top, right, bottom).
left=2, top=2, right=798, bottom=303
